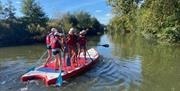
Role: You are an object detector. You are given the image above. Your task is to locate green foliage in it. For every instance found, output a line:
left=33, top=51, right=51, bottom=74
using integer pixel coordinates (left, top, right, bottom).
left=3, top=0, right=16, bottom=21
left=48, top=11, right=103, bottom=35
left=0, top=0, right=103, bottom=46
left=0, top=0, right=16, bottom=22
left=0, top=1, right=4, bottom=19
left=21, top=0, right=48, bottom=40
left=75, top=11, right=91, bottom=29
left=107, top=0, right=138, bottom=33
left=61, top=13, right=77, bottom=31
left=107, top=0, right=180, bottom=43
left=21, top=0, right=48, bottom=26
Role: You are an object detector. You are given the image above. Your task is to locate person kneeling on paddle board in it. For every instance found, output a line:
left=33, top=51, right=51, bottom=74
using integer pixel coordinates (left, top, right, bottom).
left=78, top=30, right=87, bottom=60
left=51, top=32, right=63, bottom=70
left=44, top=28, right=57, bottom=66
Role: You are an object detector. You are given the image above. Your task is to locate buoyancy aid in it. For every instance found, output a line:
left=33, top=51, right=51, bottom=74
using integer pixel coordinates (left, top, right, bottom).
left=78, top=36, right=87, bottom=46
left=51, top=36, right=61, bottom=49
left=46, top=33, right=54, bottom=45
left=67, top=34, right=76, bottom=46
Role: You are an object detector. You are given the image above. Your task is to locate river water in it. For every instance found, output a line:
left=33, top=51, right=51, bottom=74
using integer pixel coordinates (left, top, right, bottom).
left=0, top=34, right=180, bottom=91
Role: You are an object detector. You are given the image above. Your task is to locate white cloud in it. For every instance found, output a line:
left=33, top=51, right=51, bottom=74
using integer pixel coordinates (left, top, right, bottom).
left=15, top=1, right=22, bottom=4
left=95, top=10, right=102, bottom=13
left=106, top=13, right=113, bottom=17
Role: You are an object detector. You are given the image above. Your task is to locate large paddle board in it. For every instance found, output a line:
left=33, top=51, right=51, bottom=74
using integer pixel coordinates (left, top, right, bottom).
left=21, top=48, right=99, bottom=86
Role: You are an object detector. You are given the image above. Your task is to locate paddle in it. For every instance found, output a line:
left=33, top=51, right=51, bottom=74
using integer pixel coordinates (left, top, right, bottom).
left=26, top=50, right=47, bottom=73
left=66, top=55, right=71, bottom=66
left=97, top=44, right=109, bottom=48
left=56, top=65, right=63, bottom=86
left=56, top=25, right=65, bottom=86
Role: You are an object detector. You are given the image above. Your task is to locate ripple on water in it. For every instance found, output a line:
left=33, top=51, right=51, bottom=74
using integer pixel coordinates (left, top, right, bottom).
left=85, top=56, right=142, bottom=91
left=0, top=55, right=142, bottom=91
left=0, top=60, right=28, bottom=91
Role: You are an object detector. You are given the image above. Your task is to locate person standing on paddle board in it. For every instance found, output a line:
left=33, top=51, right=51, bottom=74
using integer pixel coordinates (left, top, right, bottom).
left=78, top=30, right=87, bottom=60
left=61, top=33, right=68, bottom=67
left=67, top=28, right=78, bottom=66
left=51, top=32, right=64, bottom=70
left=44, top=28, right=57, bottom=66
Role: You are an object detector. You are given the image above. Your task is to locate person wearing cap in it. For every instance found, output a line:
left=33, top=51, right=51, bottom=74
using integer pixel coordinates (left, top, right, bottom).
left=51, top=32, right=63, bottom=70
left=78, top=30, right=87, bottom=60
left=67, top=28, right=78, bottom=65
left=44, top=28, right=57, bottom=66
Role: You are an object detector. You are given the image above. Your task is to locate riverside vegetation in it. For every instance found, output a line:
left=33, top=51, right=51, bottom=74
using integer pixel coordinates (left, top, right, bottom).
left=107, top=0, right=180, bottom=44
left=0, top=0, right=104, bottom=47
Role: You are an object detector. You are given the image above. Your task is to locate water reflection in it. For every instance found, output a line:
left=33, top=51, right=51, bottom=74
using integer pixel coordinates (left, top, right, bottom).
left=96, top=34, right=142, bottom=91
left=107, top=33, right=180, bottom=91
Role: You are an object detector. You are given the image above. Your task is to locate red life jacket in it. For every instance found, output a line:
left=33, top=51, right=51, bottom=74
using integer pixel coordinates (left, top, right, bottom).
left=46, top=33, right=54, bottom=45
left=46, top=35, right=51, bottom=45
left=78, top=36, right=87, bottom=46
left=67, top=34, right=76, bottom=46
left=51, top=37, right=61, bottom=49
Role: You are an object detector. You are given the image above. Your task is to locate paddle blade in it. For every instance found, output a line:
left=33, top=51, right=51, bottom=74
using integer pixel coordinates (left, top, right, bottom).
left=66, top=56, right=71, bottom=66
left=98, top=44, right=109, bottom=47
left=56, top=71, right=63, bottom=86
left=26, top=66, right=35, bottom=73
left=102, top=44, right=109, bottom=47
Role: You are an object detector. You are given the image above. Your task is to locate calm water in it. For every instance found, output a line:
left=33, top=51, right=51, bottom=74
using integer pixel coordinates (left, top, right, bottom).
left=0, top=34, right=180, bottom=91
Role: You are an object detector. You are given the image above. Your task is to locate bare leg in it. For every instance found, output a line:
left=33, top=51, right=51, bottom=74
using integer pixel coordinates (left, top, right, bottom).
left=55, top=52, right=61, bottom=70
left=78, top=47, right=81, bottom=59
left=44, top=50, right=52, bottom=66
left=59, top=52, right=62, bottom=70
left=84, top=48, right=86, bottom=60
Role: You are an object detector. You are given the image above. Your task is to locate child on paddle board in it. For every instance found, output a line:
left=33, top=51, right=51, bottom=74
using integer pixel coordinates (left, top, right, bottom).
left=44, top=28, right=57, bottom=66
left=51, top=32, right=63, bottom=70
left=78, top=30, right=87, bottom=60
left=67, top=28, right=78, bottom=66
left=61, top=33, right=68, bottom=67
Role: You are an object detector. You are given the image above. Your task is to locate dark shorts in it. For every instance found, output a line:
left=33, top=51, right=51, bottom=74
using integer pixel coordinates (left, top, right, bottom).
left=64, top=46, right=68, bottom=52
left=80, top=45, right=86, bottom=49
left=46, top=45, right=51, bottom=49
left=52, top=49, right=60, bottom=55
left=75, top=46, right=78, bottom=53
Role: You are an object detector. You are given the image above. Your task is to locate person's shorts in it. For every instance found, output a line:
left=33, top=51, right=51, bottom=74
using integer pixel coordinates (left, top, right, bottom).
left=52, top=49, right=60, bottom=55
left=80, top=45, right=86, bottom=49
left=46, top=45, right=51, bottom=50
left=64, top=46, right=68, bottom=52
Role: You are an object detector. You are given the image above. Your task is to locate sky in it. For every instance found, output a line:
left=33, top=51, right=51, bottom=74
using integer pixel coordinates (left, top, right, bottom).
left=2, top=0, right=113, bottom=25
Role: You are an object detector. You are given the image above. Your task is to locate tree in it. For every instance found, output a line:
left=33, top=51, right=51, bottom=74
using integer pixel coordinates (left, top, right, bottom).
left=107, top=0, right=141, bottom=15
left=48, top=11, right=103, bottom=35
left=107, top=0, right=180, bottom=43
left=91, top=17, right=101, bottom=30
left=60, top=13, right=77, bottom=32
left=21, top=0, right=48, bottom=26
left=3, top=0, right=16, bottom=22
left=21, top=0, right=48, bottom=37
left=75, top=11, right=91, bottom=29
left=0, top=0, right=4, bottom=20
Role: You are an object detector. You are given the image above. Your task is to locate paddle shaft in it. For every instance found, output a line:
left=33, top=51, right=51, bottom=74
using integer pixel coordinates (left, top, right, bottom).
left=26, top=50, right=47, bottom=73
left=56, top=60, right=63, bottom=86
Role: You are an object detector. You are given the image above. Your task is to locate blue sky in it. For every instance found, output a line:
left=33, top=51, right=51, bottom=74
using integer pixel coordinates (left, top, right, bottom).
left=2, top=0, right=112, bottom=24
